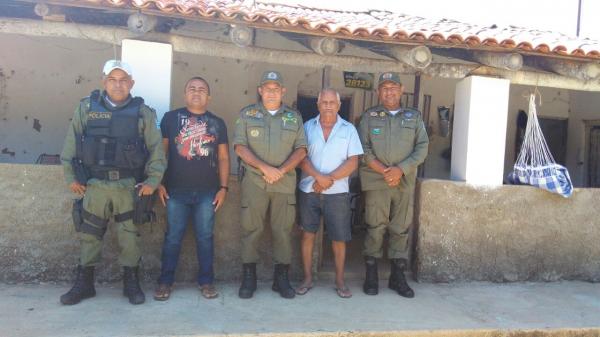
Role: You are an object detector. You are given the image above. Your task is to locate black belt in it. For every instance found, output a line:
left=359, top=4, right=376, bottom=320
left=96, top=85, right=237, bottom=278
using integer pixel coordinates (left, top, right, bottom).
left=89, top=169, right=137, bottom=181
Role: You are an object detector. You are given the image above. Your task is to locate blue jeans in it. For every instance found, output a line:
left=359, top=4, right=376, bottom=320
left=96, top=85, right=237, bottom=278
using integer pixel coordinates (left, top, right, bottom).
left=158, top=189, right=217, bottom=286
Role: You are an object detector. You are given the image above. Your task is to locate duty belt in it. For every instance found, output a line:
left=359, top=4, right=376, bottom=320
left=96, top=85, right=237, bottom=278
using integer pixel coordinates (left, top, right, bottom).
left=90, top=169, right=137, bottom=181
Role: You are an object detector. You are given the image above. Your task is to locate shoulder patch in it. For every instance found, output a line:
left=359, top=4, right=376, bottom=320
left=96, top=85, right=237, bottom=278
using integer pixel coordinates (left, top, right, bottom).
left=403, top=108, right=421, bottom=118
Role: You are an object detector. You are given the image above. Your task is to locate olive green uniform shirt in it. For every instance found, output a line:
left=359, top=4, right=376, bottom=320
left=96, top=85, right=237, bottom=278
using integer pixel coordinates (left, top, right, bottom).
left=358, top=105, right=429, bottom=191
left=233, top=103, right=307, bottom=194
left=60, top=93, right=166, bottom=189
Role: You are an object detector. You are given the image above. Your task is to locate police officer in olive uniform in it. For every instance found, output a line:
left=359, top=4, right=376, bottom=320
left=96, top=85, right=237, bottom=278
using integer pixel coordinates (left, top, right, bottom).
left=59, top=60, right=166, bottom=305
left=233, top=71, right=307, bottom=299
left=358, top=72, right=429, bottom=298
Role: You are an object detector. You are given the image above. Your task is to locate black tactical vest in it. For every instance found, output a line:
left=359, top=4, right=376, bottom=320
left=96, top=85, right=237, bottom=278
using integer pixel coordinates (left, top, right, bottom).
left=76, top=90, right=148, bottom=181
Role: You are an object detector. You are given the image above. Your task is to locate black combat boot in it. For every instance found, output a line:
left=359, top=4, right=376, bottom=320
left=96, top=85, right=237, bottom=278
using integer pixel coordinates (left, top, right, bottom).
left=238, top=263, right=257, bottom=299
left=363, top=256, right=379, bottom=295
left=389, top=258, right=414, bottom=298
left=271, top=264, right=295, bottom=299
left=60, top=265, right=96, bottom=305
left=123, top=266, right=145, bottom=305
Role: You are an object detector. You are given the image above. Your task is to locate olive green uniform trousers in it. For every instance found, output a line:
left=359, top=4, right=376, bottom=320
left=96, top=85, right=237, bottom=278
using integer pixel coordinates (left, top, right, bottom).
left=79, top=179, right=141, bottom=267
left=363, top=187, right=413, bottom=259
left=240, top=176, right=297, bottom=264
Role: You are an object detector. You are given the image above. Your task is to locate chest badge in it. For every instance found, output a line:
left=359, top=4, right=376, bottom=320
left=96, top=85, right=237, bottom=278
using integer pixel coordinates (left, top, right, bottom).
left=372, top=128, right=381, bottom=135
left=404, top=111, right=413, bottom=118
left=250, top=129, right=260, bottom=137
left=370, top=111, right=378, bottom=117
left=282, top=112, right=297, bottom=127
left=246, top=109, right=261, bottom=118
left=379, top=111, right=386, bottom=117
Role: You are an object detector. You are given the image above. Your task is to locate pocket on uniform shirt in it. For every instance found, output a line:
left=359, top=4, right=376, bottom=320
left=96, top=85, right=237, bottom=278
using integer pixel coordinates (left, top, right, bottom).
left=369, top=125, right=386, bottom=154
left=369, top=120, right=386, bottom=139
left=399, top=119, right=417, bottom=142
left=281, top=128, right=297, bottom=146
left=246, top=125, right=265, bottom=147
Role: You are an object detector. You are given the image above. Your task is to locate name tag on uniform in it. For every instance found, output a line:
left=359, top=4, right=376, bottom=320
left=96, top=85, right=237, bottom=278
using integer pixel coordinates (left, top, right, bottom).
left=88, top=111, right=111, bottom=119
left=372, top=128, right=381, bottom=135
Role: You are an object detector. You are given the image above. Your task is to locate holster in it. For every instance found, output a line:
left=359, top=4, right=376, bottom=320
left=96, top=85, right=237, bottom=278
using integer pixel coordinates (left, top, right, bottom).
left=71, top=158, right=89, bottom=185
left=72, top=198, right=84, bottom=232
left=72, top=198, right=108, bottom=239
left=133, top=185, right=157, bottom=225
left=237, top=157, right=246, bottom=182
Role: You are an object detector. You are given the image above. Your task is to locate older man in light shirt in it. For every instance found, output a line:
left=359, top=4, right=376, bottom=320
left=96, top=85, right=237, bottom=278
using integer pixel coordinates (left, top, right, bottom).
left=296, top=88, right=363, bottom=298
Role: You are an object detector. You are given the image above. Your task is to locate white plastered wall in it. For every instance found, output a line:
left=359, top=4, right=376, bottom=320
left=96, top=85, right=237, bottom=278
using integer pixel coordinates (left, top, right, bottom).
left=0, top=34, right=114, bottom=163
left=2, top=31, right=598, bottom=186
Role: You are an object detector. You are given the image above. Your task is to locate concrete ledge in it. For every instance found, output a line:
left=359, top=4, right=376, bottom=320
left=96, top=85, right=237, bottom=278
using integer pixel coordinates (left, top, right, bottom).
left=3, top=165, right=600, bottom=284
left=1, top=281, right=599, bottom=337
left=416, top=179, right=600, bottom=282
left=0, top=164, right=302, bottom=283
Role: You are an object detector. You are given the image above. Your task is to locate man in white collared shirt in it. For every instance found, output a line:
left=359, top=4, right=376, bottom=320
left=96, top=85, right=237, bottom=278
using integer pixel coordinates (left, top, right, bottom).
left=296, top=89, right=363, bottom=298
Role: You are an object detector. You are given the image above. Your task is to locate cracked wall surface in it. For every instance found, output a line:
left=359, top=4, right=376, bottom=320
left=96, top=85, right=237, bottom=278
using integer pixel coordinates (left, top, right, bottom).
left=416, top=179, right=600, bottom=282
left=0, top=164, right=302, bottom=283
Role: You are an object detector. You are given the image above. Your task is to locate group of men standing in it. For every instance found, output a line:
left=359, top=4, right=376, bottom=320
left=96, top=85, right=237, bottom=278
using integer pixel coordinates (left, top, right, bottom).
left=59, top=60, right=428, bottom=305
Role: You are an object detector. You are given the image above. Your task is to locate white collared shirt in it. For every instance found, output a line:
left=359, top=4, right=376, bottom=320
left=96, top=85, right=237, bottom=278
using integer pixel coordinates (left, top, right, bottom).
left=299, top=115, right=363, bottom=194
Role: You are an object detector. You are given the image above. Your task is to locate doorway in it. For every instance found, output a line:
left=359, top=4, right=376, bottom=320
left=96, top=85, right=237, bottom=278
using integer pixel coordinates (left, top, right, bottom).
left=514, top=112, right=568, bottom=166
left=586, top=123, right=600, bottom=187
left=296, top=94, right=352, bottom=122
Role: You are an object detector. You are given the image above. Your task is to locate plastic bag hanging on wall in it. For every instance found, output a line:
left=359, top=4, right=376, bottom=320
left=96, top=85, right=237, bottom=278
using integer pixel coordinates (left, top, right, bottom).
left=507, top=93, right=573, bottom=198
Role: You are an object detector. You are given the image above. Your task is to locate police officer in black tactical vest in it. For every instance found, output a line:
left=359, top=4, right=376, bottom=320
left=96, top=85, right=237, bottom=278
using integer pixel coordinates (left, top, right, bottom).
left=59, top=60, right=166, bottom=305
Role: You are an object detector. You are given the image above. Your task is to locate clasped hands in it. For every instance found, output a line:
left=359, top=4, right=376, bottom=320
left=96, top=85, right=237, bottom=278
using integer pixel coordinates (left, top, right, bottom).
left=260, top=164, right=335, bottom=194
left=383, top=166, right=403, bottom=187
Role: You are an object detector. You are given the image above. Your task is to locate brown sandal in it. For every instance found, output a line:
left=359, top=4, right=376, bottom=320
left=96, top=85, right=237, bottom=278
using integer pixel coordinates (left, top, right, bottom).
left=295, top=283, right=314, bottom=295
left=153, top=284, right=171, bottom=301
left=199, top=284, right=219, bottom=299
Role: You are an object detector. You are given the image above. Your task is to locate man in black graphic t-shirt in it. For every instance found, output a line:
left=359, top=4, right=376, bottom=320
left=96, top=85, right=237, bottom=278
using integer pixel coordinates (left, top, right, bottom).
left=154, top=77, right=229, bottom=301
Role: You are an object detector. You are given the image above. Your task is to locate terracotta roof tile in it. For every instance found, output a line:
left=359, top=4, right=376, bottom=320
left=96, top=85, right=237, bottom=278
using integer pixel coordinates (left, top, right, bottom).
left=64, top=0, right=600, bottom=60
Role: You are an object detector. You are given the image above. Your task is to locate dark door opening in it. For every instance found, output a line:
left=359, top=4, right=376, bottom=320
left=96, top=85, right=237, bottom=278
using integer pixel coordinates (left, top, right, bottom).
left=588, top=126, right=600, bottom=187
left=296, top=94, right=352, bottom=123
left=514, top=112, right=568, bottom=166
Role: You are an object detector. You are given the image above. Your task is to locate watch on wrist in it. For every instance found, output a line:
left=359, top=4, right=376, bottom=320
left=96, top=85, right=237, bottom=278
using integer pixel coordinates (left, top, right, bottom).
left=220, top=186, right=229, bottom=191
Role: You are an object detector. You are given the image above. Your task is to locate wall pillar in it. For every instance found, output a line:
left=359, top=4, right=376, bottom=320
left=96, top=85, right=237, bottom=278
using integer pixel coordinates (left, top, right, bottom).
left=122, top=39, right=172, bottom=123
left=451, top=76, right=510, bottom=186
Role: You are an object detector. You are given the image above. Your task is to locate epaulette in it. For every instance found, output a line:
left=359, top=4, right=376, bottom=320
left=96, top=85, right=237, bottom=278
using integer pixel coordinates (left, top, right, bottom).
left=79, top=96, right=91, bottom=112
left=365, top=105, right=382, bottom=113
left=282, top=105, right=300, bottom=114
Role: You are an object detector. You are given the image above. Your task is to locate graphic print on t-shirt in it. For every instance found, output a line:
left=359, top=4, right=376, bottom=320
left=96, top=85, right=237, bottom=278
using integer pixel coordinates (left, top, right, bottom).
left=175, top=116, right=216, bottom=160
